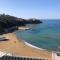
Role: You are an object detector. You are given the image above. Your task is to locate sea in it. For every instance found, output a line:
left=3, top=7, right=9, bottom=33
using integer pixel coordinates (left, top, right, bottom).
left=15, top=20, right=60, bottom=51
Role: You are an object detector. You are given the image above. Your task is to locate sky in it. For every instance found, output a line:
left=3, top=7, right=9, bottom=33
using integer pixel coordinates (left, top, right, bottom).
left=0, top=0, right=60, bottom=19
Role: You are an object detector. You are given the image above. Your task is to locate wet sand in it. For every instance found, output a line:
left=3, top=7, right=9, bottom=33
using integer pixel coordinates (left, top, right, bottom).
left=0, top=33, right=52, bottom=60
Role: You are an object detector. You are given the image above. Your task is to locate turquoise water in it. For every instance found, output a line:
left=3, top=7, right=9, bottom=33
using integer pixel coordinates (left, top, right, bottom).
left=16, top=20, right=60, bottom=51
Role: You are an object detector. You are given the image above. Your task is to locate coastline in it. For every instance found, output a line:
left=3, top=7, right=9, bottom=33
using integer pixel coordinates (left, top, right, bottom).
left=0, top=33, right=52, bottom=60
left=18, top=26, right=45, bottom=50
left=22, top=40, right=46, bottom=51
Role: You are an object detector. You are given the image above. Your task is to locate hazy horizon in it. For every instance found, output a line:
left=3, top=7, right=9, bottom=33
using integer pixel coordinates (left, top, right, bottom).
left=0, top=0, right=60, bottom=19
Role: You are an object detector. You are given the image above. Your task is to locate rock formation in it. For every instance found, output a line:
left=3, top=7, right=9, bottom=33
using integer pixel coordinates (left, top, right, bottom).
left=0, top=14, right=42, bottom=34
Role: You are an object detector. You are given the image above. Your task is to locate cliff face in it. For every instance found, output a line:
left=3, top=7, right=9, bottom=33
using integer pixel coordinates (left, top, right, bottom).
left=0, top=14, right=42, bottom=34
left=26, top=18, right=42, bottom=24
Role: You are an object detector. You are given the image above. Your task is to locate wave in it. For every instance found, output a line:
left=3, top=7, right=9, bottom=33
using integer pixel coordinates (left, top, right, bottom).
left=23, top=40, right=46, bottom=50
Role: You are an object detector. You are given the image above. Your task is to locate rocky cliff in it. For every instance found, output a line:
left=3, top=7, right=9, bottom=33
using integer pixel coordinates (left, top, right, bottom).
left=0, top=14, right=42, bottom=34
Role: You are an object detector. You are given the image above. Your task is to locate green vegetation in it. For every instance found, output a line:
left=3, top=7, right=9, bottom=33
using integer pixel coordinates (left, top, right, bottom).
left=0, top=14, right=42, bottom=34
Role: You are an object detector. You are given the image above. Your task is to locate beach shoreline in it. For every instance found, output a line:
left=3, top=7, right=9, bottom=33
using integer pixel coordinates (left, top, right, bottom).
left=22, top=40, right=46, bottom=51
left=0, top=33, right=52, bottom=60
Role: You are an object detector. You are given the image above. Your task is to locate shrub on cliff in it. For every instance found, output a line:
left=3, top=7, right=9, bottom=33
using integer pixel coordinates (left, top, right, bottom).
left=0, top=14, right=42, bottom=34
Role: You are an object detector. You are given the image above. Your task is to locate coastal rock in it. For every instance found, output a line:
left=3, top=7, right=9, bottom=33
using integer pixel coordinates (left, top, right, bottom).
left=0, top=14, right=42, bottom=34
left=26, top=18, right=42, bottom=24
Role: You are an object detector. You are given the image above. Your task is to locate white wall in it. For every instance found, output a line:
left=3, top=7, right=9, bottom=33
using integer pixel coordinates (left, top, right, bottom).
left=52, top=52, right=60, bottom=60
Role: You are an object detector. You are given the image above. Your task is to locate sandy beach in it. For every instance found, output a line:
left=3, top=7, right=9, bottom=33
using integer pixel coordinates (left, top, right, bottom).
left=0, top=33, right=52, bottom=60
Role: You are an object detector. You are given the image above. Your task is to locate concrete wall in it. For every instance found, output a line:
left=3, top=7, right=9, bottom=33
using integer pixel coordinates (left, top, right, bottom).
left=52, top=52, right=60, bottom=60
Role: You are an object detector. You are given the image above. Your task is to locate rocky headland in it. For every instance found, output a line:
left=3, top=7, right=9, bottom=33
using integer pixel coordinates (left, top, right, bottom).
left=0, top=14, right=42, bottom=34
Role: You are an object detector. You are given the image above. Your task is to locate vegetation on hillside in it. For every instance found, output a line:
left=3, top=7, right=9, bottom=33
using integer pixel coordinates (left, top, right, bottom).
left=0, top=14, right=42, bottom=34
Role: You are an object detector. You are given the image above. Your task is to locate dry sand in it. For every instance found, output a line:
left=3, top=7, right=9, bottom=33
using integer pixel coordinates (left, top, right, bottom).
left=0, top=33, right=52, bottom=60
